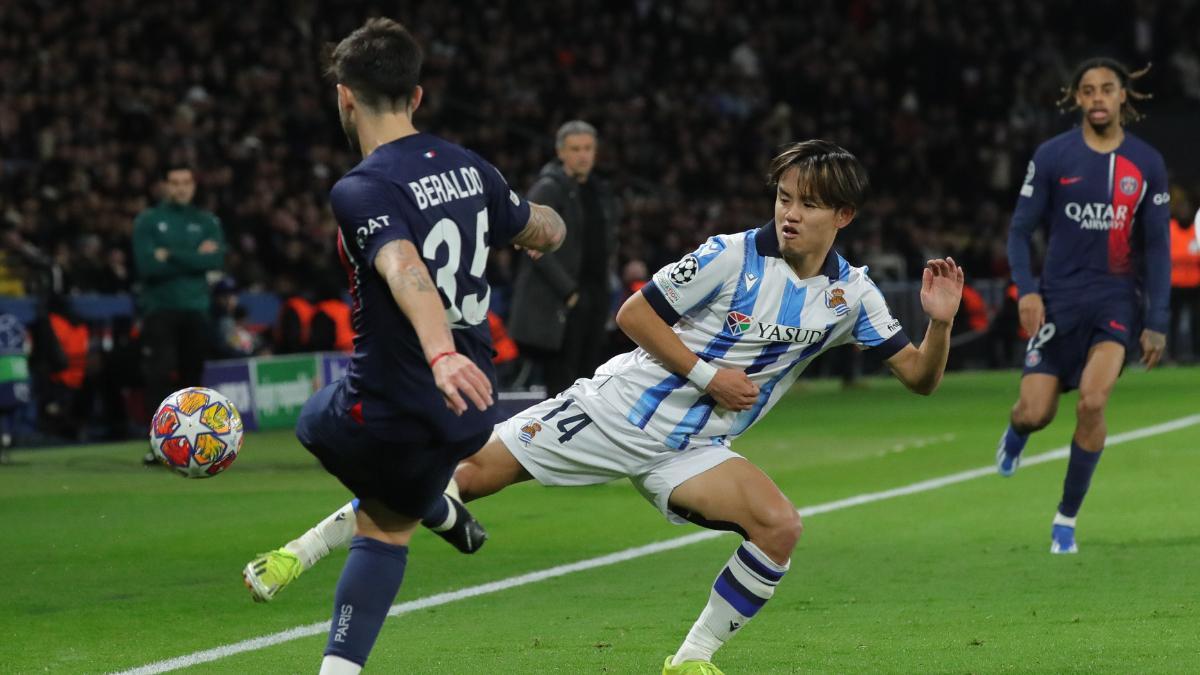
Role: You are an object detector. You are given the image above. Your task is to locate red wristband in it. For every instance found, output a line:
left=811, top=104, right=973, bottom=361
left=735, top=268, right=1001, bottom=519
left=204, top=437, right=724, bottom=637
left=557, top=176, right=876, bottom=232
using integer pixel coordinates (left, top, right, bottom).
left=429, top=351, right=457, bottom=368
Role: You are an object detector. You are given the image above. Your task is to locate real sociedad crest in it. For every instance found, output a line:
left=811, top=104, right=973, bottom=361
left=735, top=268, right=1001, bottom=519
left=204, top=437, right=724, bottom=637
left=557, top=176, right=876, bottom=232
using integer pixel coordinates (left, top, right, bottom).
left=518, top=421, right=542, bottom=446
left=825, top=288, right=849, bottom=316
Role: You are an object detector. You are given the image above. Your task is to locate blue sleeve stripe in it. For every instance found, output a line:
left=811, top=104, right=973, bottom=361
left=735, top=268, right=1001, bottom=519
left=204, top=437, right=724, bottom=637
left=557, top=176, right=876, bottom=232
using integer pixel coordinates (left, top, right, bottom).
left=852, top=298, right=884, bottom=346
left=640, top=281, right=681, bottom=325
left=681, top=284, right=722, bottom=320
left=692, top=237, right=727, bottom=269
left=873, top=331, right=911, bottom=360
left=837, top=255, right=851, bottom=281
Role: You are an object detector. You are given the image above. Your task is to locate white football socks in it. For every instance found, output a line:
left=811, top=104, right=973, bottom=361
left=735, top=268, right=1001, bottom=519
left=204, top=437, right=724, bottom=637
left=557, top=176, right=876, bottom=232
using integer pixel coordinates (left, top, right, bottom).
left=285, top=501, right=356, bottom=570
left=672, top=541, right=789, bottom=666
left=318, top=654, right=361, bottom=674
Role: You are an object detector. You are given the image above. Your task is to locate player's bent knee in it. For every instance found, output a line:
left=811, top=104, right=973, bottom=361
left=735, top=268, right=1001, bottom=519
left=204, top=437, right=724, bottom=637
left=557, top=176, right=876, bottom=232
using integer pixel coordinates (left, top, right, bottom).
left=1075, top=393, right=1108, bottom=420
left=751, top=503, right=802, bottom=559
left=1013, top=402, right=1055, bottom=431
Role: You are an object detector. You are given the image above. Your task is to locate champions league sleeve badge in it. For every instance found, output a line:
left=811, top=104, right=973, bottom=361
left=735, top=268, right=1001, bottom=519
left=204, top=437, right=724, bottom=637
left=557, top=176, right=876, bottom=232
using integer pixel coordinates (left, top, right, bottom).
left=669, top=255, right=699, bottom=285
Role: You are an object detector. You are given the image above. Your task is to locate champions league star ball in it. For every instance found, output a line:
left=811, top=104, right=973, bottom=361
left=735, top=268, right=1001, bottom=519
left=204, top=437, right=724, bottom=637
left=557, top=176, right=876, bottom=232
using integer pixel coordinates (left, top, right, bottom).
left=150, top=387, right=244, bottom=478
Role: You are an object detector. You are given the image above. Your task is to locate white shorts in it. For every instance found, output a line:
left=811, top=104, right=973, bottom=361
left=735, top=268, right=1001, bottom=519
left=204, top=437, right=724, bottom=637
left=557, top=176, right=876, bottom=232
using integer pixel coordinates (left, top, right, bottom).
left=495, top=377, right=741, bottom=524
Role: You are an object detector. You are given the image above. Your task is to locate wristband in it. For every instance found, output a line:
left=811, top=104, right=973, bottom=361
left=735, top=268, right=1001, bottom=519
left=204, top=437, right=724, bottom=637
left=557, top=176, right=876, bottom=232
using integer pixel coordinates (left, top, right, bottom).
left=686, top=358, right=718, bottom=390
left=429, top=351, right=457, bottom=369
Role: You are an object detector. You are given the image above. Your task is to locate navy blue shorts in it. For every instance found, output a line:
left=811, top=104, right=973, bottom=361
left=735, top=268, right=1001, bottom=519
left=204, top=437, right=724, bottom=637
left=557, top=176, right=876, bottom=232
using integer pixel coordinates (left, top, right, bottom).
left=296, top=381, right=490, bottom=519
left=1021, top=294, right=1137, bottom=391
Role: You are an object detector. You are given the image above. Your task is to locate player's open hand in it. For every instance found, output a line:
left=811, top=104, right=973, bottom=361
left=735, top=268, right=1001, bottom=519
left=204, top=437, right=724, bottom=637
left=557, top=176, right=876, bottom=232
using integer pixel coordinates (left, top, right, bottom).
left=1139, top=328, right=1166, bottom=370
left=432, top=354, right=494, bottom=415
left=920, top=257, right=964, bottom=324
left=1017, top=292, right=1045, bottom=337
left=706, top=368, right=759, bottom=411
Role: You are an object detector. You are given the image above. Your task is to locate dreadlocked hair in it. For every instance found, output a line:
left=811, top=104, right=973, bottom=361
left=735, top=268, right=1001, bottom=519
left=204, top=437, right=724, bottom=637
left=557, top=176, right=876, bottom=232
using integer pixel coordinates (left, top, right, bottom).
left=1056, top=57, right=1152, bottom=124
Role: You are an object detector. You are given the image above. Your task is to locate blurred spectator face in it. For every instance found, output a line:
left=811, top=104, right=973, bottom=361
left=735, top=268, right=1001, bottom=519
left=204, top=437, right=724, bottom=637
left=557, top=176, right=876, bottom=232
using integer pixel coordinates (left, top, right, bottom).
left=1168, top=185, right=1192, bottom=222
left=622, top=259, right=648, bottom=285
left=773, top=166, right=854, bottom=260
left=165, top=168, right=196, bottom=205
left=557, top=133, right=596, bottom=180
left=1075, top=67, right=1125, bottom=132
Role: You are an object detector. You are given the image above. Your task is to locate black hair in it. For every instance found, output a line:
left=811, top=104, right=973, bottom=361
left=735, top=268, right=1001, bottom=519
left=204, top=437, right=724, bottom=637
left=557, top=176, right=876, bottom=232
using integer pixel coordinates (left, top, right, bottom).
left=766, top=139, right=869, bottom=210
left=324, top=17, right=423, bottom=112
left=1057, top=57, right=1152, bottom=124
left=164, top=162, right=194, bottom=177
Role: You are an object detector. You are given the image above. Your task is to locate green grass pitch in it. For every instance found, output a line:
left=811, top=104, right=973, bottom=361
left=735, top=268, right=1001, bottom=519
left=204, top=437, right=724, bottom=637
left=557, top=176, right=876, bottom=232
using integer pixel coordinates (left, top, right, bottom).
left=1, top=367, right=1197, bottom=673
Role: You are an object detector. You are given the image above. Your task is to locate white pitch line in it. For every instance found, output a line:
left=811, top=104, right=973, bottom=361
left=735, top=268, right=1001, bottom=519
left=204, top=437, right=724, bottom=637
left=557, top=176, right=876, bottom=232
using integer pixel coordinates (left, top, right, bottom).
left=116, top=413, right=1200, bottom=675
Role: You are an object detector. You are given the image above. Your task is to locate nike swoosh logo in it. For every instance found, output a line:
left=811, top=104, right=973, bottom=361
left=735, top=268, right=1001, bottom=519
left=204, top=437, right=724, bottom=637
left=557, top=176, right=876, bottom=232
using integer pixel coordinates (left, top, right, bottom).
left=1059, top=176, right=1083, bottom=185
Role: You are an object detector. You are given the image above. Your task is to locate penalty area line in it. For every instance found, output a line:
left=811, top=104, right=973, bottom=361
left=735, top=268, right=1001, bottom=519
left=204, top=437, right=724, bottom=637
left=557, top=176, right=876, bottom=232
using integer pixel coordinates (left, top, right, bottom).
left=116, top=412, right=1200, bottom=674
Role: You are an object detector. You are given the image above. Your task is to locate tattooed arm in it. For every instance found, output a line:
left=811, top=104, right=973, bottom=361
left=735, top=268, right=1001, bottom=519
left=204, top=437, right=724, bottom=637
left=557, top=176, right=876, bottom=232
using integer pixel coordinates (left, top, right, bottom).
left=510, top=202, right=566, bottom=255
left=374, top=238, right=493, bottom=414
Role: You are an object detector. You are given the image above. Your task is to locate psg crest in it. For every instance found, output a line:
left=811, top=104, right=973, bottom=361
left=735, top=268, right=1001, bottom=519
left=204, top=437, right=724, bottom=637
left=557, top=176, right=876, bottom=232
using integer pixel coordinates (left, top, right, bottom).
left=1119, top=176, right=1138, bottom=196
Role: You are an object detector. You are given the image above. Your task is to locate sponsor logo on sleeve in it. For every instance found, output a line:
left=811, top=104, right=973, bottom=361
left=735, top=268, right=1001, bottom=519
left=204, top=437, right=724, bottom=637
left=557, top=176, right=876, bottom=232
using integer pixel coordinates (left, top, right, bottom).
left=355, top=215, right=391, bottom=248
left=1152, top=192, right=1170, bottom=206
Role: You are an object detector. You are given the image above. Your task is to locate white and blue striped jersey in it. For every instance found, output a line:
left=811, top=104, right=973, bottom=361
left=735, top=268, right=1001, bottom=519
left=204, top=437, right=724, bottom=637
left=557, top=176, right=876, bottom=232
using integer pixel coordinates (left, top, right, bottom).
left=592, top=222, right=910, bottom=450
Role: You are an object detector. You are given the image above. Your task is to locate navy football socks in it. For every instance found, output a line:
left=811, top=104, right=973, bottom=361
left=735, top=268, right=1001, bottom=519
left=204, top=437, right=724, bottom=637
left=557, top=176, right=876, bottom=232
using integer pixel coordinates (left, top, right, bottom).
left=420, top=494, right=451, bottom=529
left=1058, top=441, right=1102, bottom=518
left=1002, top=424, right=1029, bottom=457
left=324, top=536, right=408, bottom=666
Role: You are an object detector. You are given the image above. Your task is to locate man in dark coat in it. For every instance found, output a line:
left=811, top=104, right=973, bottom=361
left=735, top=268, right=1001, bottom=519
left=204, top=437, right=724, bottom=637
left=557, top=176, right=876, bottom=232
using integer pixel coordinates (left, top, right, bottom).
left=507, top=121, right=620, bottom=396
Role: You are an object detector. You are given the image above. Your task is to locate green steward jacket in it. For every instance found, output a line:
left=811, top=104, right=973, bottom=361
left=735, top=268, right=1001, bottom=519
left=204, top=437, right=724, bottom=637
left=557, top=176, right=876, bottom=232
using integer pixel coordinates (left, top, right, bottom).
left=132, top=202, right=226, bottom=314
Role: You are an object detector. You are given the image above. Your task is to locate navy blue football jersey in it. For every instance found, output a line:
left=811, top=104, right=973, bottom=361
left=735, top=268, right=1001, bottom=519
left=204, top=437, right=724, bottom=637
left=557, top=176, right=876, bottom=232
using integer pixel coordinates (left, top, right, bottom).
left=1008, top=129, right=1171, bottom=333
left=329, top=133, right=530, bottom=442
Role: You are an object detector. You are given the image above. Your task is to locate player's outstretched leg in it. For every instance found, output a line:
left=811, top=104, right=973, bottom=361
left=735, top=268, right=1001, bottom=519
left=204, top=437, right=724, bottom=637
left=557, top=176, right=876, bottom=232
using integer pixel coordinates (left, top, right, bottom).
left=244, top=499, right=358, bottom=602
left=320, top=499, right=416, bottom=674
left=1051, top=342, right=1122, bottom=554
left=244, top=475, right=494, bottom=602
left=661, top=459, right=799, bottom=674
left=998, top=374, right=1059, bottom=476
left=419, top=478, right=488, bottom=554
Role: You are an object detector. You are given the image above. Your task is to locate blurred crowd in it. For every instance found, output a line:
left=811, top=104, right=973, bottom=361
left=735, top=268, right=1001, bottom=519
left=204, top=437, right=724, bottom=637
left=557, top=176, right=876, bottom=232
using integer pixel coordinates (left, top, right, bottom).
left=2, top=1, right=1200, bottom=446
left=3, top=0, right=1200, bottom=302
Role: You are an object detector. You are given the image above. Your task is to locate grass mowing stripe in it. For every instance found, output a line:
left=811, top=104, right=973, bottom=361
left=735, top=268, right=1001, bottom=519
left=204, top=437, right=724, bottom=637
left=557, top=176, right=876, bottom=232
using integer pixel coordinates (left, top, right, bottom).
left=115, top=412, right=1200, bottom=674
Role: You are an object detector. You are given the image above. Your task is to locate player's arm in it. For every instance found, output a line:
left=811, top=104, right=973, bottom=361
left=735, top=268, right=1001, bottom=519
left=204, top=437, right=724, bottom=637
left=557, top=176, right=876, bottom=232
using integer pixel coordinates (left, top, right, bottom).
left=616, top=238, right=758, bottom=410
left=1138, top=155, right=1171, bottom=369
left=884, top=258, right=964, bottom=395
left=1008, top=147, right=1054, bottom=335
left=373, top=239, right=493, bottom=415
left=510, top=202, right=566, bottom=255
left=616, top=294, right=758, bottom=411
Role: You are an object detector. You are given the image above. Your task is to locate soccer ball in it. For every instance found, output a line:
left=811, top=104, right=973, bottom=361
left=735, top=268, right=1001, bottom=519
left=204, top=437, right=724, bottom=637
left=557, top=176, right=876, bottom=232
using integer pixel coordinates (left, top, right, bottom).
left=150, top=387, right=244, bottom=478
